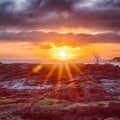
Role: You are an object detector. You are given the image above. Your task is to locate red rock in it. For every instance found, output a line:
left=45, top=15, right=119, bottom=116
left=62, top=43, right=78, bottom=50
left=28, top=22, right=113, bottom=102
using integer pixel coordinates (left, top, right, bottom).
left=109, top=102, right=120, bottom=111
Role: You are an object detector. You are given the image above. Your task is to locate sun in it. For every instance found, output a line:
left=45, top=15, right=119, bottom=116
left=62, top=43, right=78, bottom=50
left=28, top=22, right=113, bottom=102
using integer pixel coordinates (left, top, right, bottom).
left=49, top=43, right=81, bottom=61
left=59, top=50, right=67, bottom=58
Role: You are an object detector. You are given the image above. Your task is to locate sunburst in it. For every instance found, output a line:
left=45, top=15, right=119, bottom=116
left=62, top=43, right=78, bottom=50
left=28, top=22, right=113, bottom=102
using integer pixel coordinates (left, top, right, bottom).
left=43, top=65, right=57, bottom=85
left=32, top=44, right=87, bottom=100
left=59, top=50, right=67, bottom=58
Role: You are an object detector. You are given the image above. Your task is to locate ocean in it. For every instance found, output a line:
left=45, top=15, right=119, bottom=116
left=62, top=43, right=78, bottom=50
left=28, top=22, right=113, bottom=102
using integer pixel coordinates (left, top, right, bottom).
left=0, top=59, right=120, bottom=66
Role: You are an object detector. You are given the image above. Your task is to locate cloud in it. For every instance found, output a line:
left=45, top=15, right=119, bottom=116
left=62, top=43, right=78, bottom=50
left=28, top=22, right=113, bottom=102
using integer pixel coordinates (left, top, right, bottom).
left=0, top=31, right=120, bottom=44
left=0, top=0, right=120, bottom=32
left=39, top=42, right=80, bottom=49
left=112, top=50, right=120, bottom=53
left=0, top=0, right=33, bottom=13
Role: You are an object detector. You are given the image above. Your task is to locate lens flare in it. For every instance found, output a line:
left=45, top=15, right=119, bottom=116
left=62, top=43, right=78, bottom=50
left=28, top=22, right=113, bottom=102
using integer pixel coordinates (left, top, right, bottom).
left=59, top=50, right=67, bottom=58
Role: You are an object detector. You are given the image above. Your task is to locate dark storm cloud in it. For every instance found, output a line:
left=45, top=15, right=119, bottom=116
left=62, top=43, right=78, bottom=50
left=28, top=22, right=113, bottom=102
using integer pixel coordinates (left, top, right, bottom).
left=0, top=31, right=120, bottom=44
left=0, top=0, right=120, bottom=32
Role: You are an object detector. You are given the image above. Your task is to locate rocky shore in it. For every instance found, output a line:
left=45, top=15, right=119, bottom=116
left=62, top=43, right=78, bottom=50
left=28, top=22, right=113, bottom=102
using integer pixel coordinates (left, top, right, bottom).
left=0, top=63, right=120, bottom=120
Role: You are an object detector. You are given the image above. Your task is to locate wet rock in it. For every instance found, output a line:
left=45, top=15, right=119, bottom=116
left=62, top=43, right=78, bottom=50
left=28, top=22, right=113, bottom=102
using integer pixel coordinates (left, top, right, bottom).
left=109, top=102, right=120, bottom=111
left=0, top=63, right=120, bottom=119
left=104, top=117, right=119, bottom=120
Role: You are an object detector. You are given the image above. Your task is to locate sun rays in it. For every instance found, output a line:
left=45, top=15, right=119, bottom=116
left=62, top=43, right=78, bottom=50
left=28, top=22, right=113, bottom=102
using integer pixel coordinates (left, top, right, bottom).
left=71, top=63, right=85, bottom=75
left=54, top=64, right=64, bottom=99
left=64, top=63, right=80, bottom=96
left=57, top=64, right=63, bottom=86
left=32, top=62, right=86, bottom=100
left=32, top=63, right=85, bottom=87
left=43, top=65, right=58, bottom=85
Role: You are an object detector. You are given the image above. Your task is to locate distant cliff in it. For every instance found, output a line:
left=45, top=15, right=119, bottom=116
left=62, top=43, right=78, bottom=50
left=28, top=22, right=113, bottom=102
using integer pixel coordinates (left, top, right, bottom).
left=110, top=57, right=120, bottom=62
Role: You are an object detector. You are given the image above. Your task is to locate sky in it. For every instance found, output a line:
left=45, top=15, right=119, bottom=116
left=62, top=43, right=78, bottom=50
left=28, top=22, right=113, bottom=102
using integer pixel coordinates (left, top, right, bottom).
left=0, top=0, right=120, bottom=61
